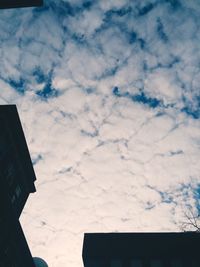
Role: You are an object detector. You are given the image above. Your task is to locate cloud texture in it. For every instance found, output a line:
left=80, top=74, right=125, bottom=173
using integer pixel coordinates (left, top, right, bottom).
left=0, top=1, right=200, bottom=267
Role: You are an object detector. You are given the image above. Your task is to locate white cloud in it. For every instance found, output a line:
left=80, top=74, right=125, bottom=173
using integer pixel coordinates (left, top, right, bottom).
left=1, top=1, right=200, bottom=267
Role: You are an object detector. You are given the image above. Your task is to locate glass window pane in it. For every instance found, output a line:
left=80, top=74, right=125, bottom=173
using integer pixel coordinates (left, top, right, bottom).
left=130, top=260, right=143, bottom=267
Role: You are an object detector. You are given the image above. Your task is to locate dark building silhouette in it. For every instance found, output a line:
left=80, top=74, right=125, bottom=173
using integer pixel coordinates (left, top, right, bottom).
left=83, top=232, right=200, bottom=267
left=0, top=0, right=43, bottom=9
left=0, top=105, right=36, bottom=267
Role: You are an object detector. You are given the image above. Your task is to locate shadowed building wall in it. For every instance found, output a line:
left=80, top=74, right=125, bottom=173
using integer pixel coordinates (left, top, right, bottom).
left=0, top=105, right=37, bottom=267
left=82, top=232, right=200, bottom=267
left=0, top=0, right=43, bottom=9
left=0, top=105, right=36, bottom=217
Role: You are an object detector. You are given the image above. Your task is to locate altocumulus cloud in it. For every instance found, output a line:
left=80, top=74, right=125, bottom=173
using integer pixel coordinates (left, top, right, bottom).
left=0, top=0, right=200, bottom=267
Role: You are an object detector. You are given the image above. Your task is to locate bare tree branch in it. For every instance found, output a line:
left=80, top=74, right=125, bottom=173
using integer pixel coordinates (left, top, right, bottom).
left=180, top=208, right=200, bottom=232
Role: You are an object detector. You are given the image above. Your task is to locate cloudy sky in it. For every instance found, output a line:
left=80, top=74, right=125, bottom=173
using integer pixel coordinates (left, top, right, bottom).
left=1, top=0, right=200, bottom=266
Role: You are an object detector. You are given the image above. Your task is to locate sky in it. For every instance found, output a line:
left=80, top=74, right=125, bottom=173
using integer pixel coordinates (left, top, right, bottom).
left=0, top=0, right=200, bottom=266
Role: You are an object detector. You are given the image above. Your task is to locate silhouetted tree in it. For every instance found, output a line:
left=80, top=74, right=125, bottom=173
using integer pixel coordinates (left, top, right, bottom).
left=180, top=209, right=200, bottom=232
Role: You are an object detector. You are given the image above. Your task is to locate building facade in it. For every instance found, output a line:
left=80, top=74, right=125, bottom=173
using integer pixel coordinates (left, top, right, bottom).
left=0, top=0, right=43, bottom=9
left=82, top=232, right=200, bottom=267
left=0, top=105, right=37, bottom=267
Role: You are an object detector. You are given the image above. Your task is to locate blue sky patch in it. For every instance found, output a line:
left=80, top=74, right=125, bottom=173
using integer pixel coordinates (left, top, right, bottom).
left=160, top=191, right=174, bottom=204
left=33, top=68, right=46, bottom=84
left=32, top=154, right=43, bottom=165
left=105, top=6, right=132, bottom=19
left=48, top=1, right=75, bottom=17
left=82, top=1, right=93, bottom=9
left=138, top=3, right=155, bottom=16
left=36, top=83, right=59, bottom=100
left=113, top=87, right=162, bottom=108
left=131, top=92, right=161, bottom=108
left=9, top=78, right=26, bottom=94
left=129, top=31, right=137, bottom=44
left=157, top=18, right=168, bottom=42
left=166, top=0, right=181, bottom=10
left=194, top=185, right=200, bottom=214
left=34, top=68, right=60, bottom=100
left=181, top=106, right=200, bottom=119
